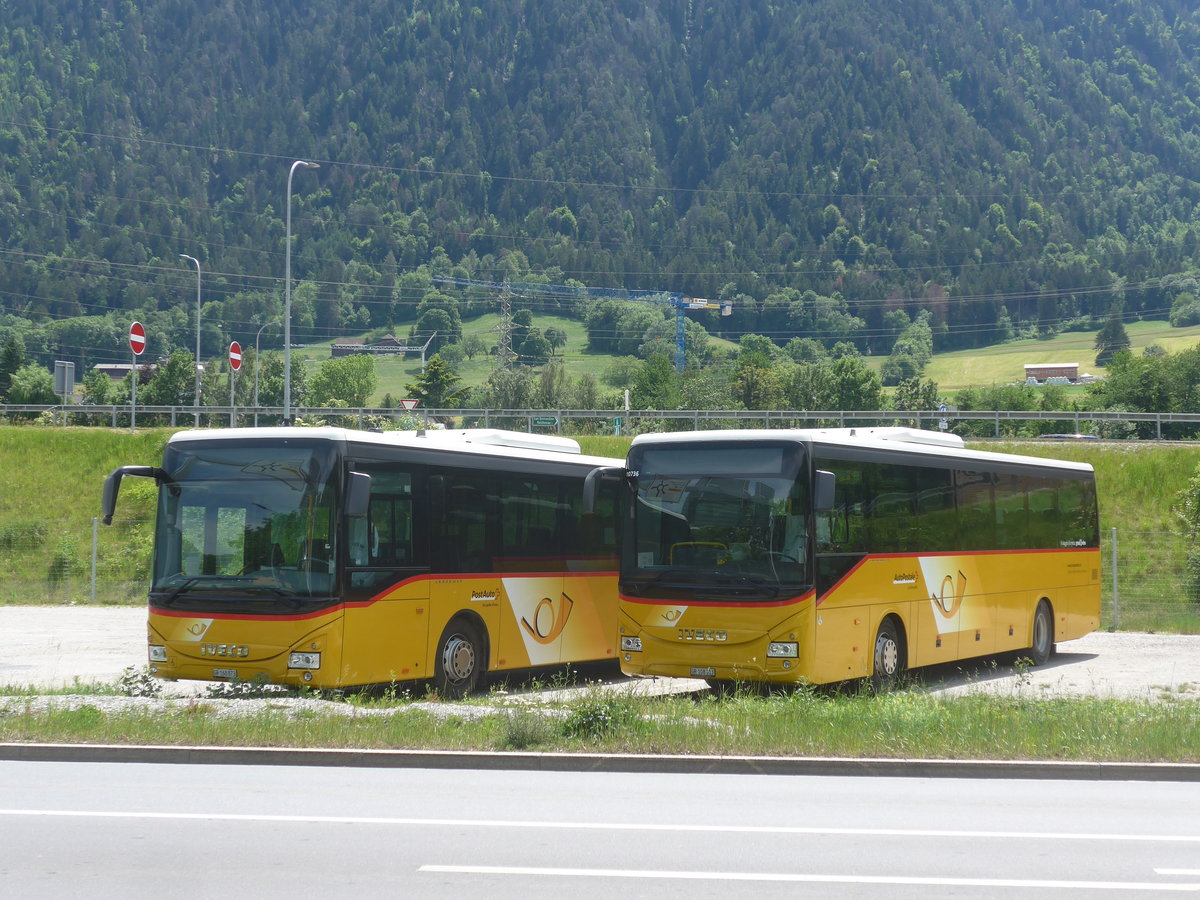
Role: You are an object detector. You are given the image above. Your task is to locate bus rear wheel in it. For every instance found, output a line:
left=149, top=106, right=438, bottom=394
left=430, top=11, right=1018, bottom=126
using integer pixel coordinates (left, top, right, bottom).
left=1029, top=601, right=1055, bottom=666
left=871, top=618, right=905, bottom=691
left=434, top=618, right=485, bottom=699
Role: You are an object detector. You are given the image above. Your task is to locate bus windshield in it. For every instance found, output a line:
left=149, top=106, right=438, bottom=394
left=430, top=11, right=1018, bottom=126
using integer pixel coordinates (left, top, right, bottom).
left=625, top=441, right=810, bottom=598
left=151, top=442, right=339, bottom=603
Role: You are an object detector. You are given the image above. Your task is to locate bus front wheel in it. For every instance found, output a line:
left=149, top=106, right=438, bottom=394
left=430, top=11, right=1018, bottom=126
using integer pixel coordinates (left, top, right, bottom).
left=1029, top=601, right=1055, bottom=666
left=871, top=618, right=905, bottom=690
left=434, top=618, right=485, bottom=699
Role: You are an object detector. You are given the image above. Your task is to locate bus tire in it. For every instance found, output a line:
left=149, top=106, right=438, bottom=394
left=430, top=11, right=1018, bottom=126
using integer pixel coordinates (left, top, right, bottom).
left=434, top=617, right=485, bottom=699
left=871, top=617, right=905, bottom=691
left=1029, top=600, right=1055, bottom=666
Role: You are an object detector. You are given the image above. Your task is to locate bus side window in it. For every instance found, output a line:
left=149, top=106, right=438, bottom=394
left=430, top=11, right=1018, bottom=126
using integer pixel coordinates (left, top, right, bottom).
left=816, top=462, right=867, bottom=553
left=915, top=466, right=955, bottom=551
left=956, top=470, right=995, bottom=551
left=865, top=462, right=915, bottom=553
left=1027, top=479, right=1060, bottom=549
left=1059, top=478, right=1098, bottom=547
left=995, top=474, right=1029, bottom=549
left=348, top=466, right=416, bottom=568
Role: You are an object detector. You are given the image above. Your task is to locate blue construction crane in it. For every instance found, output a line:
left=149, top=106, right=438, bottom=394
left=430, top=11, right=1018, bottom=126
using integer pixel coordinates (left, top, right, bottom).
left=432, top=275, right=731, bottom=370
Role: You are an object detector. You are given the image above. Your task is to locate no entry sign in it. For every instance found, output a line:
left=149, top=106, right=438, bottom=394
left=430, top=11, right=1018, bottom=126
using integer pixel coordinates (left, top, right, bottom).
left=229, top=341, right=243, bottom=371
left=129, top=321, right=146, bottom=356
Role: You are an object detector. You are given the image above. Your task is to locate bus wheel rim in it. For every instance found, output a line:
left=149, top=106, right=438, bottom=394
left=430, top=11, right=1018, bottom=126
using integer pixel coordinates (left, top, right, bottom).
left=443, top=636, right=475, bottom=682
left=879, top=636, right=898, bottom=675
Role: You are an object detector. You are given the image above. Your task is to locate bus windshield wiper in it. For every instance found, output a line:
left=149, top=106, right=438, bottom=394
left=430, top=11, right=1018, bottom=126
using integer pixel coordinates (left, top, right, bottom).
left=634, top=569, right=780, bottom=598
left=157, top=575, right=288, bottom=606
left=158, top=576, right=204, bottom=606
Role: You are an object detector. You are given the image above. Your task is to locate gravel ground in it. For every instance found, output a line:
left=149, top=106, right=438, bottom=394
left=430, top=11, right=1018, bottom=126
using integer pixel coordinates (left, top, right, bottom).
left=1, top=607, right=1198, bottom=720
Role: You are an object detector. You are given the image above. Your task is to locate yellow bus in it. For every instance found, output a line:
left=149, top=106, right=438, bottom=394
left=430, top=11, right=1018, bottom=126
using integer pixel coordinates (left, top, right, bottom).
left=605, top=427, right=1100, bottom=688
left=102, top=427, right=622, bottom=696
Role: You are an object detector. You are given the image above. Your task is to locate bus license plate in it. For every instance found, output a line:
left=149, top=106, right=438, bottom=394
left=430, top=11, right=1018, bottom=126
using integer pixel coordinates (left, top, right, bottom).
left=690, top=667, right=716, bottom=678
left=212, top=668, right=238, bottom=680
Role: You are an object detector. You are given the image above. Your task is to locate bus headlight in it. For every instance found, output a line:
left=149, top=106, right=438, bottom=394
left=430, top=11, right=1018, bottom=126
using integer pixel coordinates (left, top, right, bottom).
left=148, top=645, right=167, bottom=663
left=767, top=642, right=798, bottom=659
left=620, top=636, right=643, bottom=652
left=288, top=651, right=321, bottom=670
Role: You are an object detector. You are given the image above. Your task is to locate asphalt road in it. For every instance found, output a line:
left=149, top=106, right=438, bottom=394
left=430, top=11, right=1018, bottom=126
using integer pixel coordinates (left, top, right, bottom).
left=1, top=761, right=1198, bottom=897
left=3, top=606, right=1200, bottom=700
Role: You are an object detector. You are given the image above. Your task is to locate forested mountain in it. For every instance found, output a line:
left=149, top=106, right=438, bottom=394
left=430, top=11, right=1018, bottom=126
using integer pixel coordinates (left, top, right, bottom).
left=3, top=0, right=1200, bottom=372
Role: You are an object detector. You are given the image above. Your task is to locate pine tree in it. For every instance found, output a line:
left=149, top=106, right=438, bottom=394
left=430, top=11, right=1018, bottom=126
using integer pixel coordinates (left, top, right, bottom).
left=406, top=355, right=467, bottom=409
left=1095, top=308, right=1131, bottom=367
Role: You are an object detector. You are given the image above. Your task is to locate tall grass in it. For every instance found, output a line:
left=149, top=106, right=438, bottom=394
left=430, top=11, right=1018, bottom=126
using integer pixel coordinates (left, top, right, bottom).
left=2, top=683, right=1198, bottom=762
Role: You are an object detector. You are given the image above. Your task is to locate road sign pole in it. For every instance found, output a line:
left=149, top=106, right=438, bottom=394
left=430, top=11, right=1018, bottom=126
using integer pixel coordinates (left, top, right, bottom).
left=228, top=341, right=243, bottom=428
left=128, top=321, right=146, bottom=433
left=130, top=347, right=137, bottom=433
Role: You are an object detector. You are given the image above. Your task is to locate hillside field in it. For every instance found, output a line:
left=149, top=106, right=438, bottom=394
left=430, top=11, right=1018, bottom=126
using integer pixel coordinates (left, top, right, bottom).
left=288, top=317, right=1200, bottom=405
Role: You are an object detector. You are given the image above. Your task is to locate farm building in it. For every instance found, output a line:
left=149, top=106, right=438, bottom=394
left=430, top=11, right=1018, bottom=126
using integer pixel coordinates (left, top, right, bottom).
left=1023, top=362, right=1079, bottom=383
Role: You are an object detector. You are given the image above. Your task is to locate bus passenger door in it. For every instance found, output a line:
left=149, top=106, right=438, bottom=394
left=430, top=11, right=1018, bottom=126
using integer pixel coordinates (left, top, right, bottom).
left=341, top=466, right=431, bottom=686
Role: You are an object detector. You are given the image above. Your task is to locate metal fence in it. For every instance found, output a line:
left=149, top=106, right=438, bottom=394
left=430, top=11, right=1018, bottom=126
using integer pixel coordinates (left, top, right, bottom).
left=7, top=404, right=1200, bottom=438
left=0, top=519, right=1193, bottom=631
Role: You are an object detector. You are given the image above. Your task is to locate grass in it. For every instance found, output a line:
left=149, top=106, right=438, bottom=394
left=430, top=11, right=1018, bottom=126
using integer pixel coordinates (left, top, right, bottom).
left=1, top=677, right=1198, bottom=762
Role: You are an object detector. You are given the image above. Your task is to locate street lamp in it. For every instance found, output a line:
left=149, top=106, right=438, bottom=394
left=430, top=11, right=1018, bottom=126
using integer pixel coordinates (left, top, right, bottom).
left=253, top=317, right=281, bottom=426
left=179, top=254, right=202, bottom=426
left=284, top=159, right=319, bottom=424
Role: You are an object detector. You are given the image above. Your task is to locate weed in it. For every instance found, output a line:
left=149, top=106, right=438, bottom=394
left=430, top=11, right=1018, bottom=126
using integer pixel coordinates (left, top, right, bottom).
left=561, top=692, right=638, bottom=740
left=1012, top=656, right=1034, bottom=687
left=116, top=666, right=162, bottom=698
left=497, top=710, right=555, bottom=750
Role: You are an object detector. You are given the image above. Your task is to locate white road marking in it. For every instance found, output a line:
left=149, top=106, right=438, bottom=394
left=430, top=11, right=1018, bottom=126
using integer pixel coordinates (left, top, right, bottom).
left=0, top=808, right=1197, bottom=844
left=420, top=864, right=1200, bottom=892
left=1160, top=870, right=1200, bottom=876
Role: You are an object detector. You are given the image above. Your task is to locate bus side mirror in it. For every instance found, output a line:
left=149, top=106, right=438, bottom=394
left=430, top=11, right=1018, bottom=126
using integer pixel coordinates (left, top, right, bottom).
left=345, top=472, right=371, bottom=518
left=583, top=466, right=626, bottom=514
left=814, top=470, right=836, bottom=511
left=101, top=465, right=167, bottom=525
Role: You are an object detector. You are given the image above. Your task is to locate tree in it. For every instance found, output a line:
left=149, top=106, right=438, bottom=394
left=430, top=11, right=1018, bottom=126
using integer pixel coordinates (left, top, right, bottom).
left=517, top=327, right=553, bottom=366
left=81, top=368, right=114, bottom=405
left=0, top=335, right=25, bottom=400
left=6, top=364, right=57, bottom=405
left=827, top=356, right=884, bottom=411
left=1095, top=308, right=1131, bottom=367
left=732, top=364, right=783, bottom=409
left=253, top=353, right=305, bottom=408
left=460, top=334, right=487, bottom=360
left=406, top=355, right=468, bottom=408
left=141, top=351, right=196, bottom=406
left=544, top=327, right=568, bottom=356
left=308, top=355, right=377, bottom=407
left=471, top=367, right=536, bottom=409
left=630, top=353, right=681, bottom=409
left=892, top=377, right=941, bottom=413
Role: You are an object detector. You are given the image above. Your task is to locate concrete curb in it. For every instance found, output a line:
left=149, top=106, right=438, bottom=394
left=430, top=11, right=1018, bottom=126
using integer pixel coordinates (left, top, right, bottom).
left=2, top=742, right=1199, bottom=782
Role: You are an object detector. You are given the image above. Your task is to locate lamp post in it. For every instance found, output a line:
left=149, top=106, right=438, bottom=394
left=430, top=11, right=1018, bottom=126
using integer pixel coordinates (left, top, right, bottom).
left=253, top=317, right=281, bottom=426
left=180, top=254, right=202, bottom=426
left=284, top=159, right=319, bottom=424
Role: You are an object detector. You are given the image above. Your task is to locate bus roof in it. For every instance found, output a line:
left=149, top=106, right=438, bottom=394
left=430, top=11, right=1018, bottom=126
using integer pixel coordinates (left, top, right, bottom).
left=166, top=426, right=623, bottom=468
left=629, top=427, right=1094, bottom=474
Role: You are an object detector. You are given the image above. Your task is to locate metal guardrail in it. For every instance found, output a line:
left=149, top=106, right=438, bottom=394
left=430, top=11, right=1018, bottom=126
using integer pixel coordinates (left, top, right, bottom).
left=4, top=404, right=1200, bottom=438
